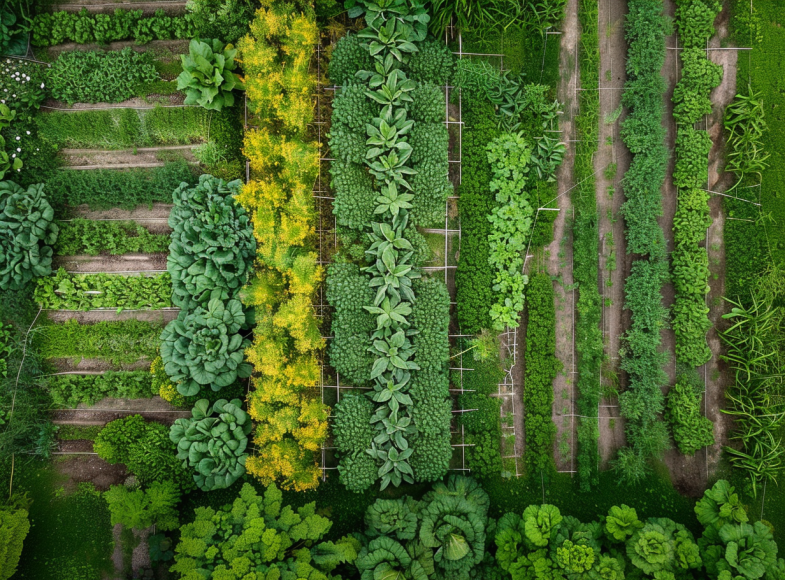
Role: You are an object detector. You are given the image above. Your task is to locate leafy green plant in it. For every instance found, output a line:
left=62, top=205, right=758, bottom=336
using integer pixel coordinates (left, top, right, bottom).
left=47, top=49, right=158, bottom=105
left=700, top=521, right=780, bottom=580
left=666, top=368, right=714, bottom=455
left=168, top=174, right=255, bottom=311
left=169, top=398, right=251, bottom=491
left=160, top=298, right=252, bottom=396
left=724, top=88, right=769, bottom=192
left=34, top=269, right=172, bottom=311
left=0, top=503, right=30, bottom=580
left=695, top=480, right=749, bottom=531
left=177, top=38, right=244, bottom=111
left=0, top=180, right=58, bottom=290
left=170, top=482, right=358, bottom=578
left=604, top=504, right=643, bottom=543
left=104, top=481, right=180, bottom=532
left=46, top=371, right=155, bottom=408
left=54, top=219, right=169, bottom=257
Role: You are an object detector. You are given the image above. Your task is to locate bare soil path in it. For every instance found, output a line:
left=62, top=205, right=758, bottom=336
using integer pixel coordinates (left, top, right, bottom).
left=47, top=0, right=186, bottom=15
left=550, top=0, right=579, bottom=474
left=46, top=309, right=179, bottom=324
left=54, top=252, right=167, bottom=272
left=66, top=203, right=173, bottom=233
left=43, top=93, right=186, bottom=110
left=48, top=357, right=153, bottom=373
left=36, top=39, right=189, bottom=59
left=596, top=0, right=630, bottom=468
left=60, top=145, right=199, bottom=170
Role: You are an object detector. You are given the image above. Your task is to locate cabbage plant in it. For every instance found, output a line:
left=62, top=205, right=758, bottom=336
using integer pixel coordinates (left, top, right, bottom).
left=0, top=180, right=58, bottom=290
left=160, top=298, right=252, bottom=396
left=169, top=398, right=251, bottom=491
left=177, top=38, right=244, bottom=111
left=168, top=174, right=255, bottom=311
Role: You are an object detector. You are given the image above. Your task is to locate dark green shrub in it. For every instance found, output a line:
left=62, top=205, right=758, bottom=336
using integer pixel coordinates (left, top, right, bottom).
left=328, top=33, right=373, bottom=85
left=330, top=161, right=376, bottom=231
left=406, top=39, right=454, bottom=85
left=333, top=392, right=374, bottom=455
left=409, top=83, right=445, bottom=124
left=331, top=84, right=375, bottom=131
left=458, top=393, right=501, bottom=433
left=665, top=368, right=714, bottom=455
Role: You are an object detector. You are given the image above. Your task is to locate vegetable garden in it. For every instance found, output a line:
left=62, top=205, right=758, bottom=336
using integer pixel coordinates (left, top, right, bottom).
left=0, top=0, right=783, bottom=578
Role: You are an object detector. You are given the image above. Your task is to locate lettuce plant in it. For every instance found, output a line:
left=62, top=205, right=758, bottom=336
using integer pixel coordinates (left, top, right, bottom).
left=160, top=298, right=252, bottom=396
left=168, top=174, right=255, bottom=311
left=604, top=504, right=644, bottom=543
left=177, top=38, right=244, bottom=111
left=169, top=398, right=251, bottom=491
left=695, top=480, right=749, bottom=531
left=0, top=180, right=58, bottom=290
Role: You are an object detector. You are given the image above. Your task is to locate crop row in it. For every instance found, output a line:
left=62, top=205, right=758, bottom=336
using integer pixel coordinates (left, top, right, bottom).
left=54, top=219, right=170, bottom=257
left=615, top=0, right=673, bottom=481
left=234, top=5, right=329, bottom=492
left=326, top=3, right=453, bottom=491
left=671, top=0, right=723, bottom=367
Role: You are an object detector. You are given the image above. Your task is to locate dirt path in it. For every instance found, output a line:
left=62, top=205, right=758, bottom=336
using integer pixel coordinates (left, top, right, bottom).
left=52, top=405, right=189, bottom=426
left=54, top=253, right=167, bottom=272
left=43, top=92, right=185, bottom=110
left=48, top=357, right=153, bottom=372
left=54, top=455, right=127, bottom=490
left=48, top=0, right=186, bottom=15
left=549, top=0, right=579, bottom=474
left=46, top=309, right=179, bottom=324
left=36, top=39, right=189, bottom=59
left=60, top=145, right=198, bottom=170
left=595, top=0, right=631, bottom=468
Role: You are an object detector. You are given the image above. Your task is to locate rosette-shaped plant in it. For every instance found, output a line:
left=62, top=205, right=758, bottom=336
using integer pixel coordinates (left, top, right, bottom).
left=177, top=38, right=244, bottom=111
left=365, top=497, right=419, bottom=541
left=0, top=180, right=58, bottom=290
left=169, top=398, right=252, bottom=491
left=168, top=174, right=255, bottom=311
left=160, top=298, right=252, bottom=396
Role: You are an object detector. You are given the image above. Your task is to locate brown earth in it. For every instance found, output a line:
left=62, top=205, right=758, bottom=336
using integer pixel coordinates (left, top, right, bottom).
left=43, top=92, right=186, bottom=110
left=53, top=455, right=127, bottom=491
left=57, top=439, right=94, bottom=453
left=48, top=357, right=153, bottom=372
left=60, top=145, right=198, bottom=170
left=549, top=0, right=579, bottom=474
left=54, top=252, right=167, bottom=272
left=52, top=406, right=189, bottom=426
left=596, top=0, right=631, bottom=468
left=46, top=309, right=179, bottom=324
left=48, top=1, right=185, bottom=16
left=35, top=39, right=189, bottom=60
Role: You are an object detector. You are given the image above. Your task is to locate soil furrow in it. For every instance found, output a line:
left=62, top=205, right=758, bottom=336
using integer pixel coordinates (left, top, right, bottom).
left=43, top=93, right=186, bottom=110
left=550, top=0, right=579, bottom=473
left=54, top=252, right=167, bottom=272
left=46, top=309, right=179, bottom=324
left=48, top=358, right=153, bottom=373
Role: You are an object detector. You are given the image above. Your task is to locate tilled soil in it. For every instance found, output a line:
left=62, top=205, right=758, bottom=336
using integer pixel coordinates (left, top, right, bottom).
left=48, top=357, right=153, bottom=373
left=61, top=145, right=198, bottom=170
left=46, top=309, right=179, bottom=324
left=50, top=0, right=185, bottom=15
left=37, top=39, right=189, bottom=59
left=54, top=252, right=167, bottom=272
left=52, top=406, right=190, bottom=426
left=43, top=93, right=186, bottom=110
left=54, top=455, right=127, bottom=491
left=66, top=203, right=173, bottom=234
left=57, top=439, right=94, bottom=453
left=550, top=0, right=579, bottom=474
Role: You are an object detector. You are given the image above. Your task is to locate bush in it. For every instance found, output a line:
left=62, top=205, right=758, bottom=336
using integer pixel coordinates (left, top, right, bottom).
left=458, top=393, right=501, bottom=433
left=47, top=49, right=158, bottom=105
left=331, top=84, right=375, bottom=132
left=406, top=39, right=454, bottom=86
left=409, top=82, right=446, bottom=124
left=330, top=161, right=377, bottom=231
left=465, top=431, right=503, bottom=479
left=333, top=392, right=374, bottom=455
left=0, top=181, right=58, bottom=291
left=0, top=505, right=30, bottom=580
left=328, top=33, right=373, bottom=86
left=104, top=481, right=180, bottom=532
left=94, top=415, right=191, bottom=489
left=46, top=371, right=155, bottom=408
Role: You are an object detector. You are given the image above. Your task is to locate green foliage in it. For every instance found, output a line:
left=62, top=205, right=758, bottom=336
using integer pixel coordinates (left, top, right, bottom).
left=56, top=424, right=103, bottom=441
left=338, top=451, right=379, bottom=494
left=0, top=180, right=58, bottom=291
left=365, top=497, right=419, bottom=540
left=523, top=273, right=559, bottom=474
left=104, top=481, right=180, bottom=532
left=177, top=38, right=244, bottom=111
left=616, top=0, right=672, bottom=483
left=331, top=84, right=375, bottom=132
left=31, top=8, right=195, bottom=47
left=571, top=0, right=604, bottom=492
left=35, top=106, right=211, bottom=150
left=723, top=87, right=769, bottom=193
left=406, top=39, right=454, bottom=85
left=328, top=33, right=374, bottom=86
left=170, top=482, right=357, bottom=578
left=428, top=0, right=566, bottom=36
left=0, top=506, right=30, bottom=580
left=54, top=219, right=169, bottom=256
left=160, top=298, right=252, bottom=397
left=409, top=83, right=445, bottom=124
left=409, top=120, right=451, bottom=227
left=695, top=480, right=749, bottom=531
left=334, top=393, right=377, bottom=492
left=169, top=398, right=251, bottom=491
left=168, top=174, right=255, bottom=311
left=34, top=269, right=172, bottom=311
left=186, top=0, right=257, bottom=45
left=675, top=0, right=722, bottom=48
left=36, top=318, right=161, bottom=364
left=95, top=415, right=191, bottom=488
left=454, top=97, right=497, bottom=333
left=605, top=504, right=644, bottom=543
left=0, top=59, right=46, bottom=115
left=46, top=370, right=155, bottom=408
left=47, top=49, right=158, bottom=105
left=700, top=521, right=781, bottom=580
left=465, top=431, right=504, bottom=480
left=45, top=161, right=198, bottom=211
left=666, top=368, right=714, bottom=456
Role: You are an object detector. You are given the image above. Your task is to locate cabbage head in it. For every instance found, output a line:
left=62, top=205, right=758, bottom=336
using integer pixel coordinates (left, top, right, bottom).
left=0, top=181, right=58, bottom=290
left=160, top=298, right=252, bottom=396
left=605, top=504, right=644, bottom=542
left=169, top=398, right=251, bottom=491
left=168, top=174, right=255, bottom=311
left=523, top=504, right=563, bottom=548
left=695, top=480, right=749, bottom=531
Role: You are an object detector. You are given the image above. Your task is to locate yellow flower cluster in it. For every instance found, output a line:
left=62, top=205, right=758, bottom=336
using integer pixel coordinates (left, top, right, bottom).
left=238, top=4, right=329, bottom=492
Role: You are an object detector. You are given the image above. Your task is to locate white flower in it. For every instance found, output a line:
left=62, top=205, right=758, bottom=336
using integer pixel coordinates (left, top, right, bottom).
left=16, top=148, right=20, bottom=152
left=25, top=131, right=30, bottom=135
left=40, top=83, right=45, bottom=89
left=15, top=136, right=19, bottom=140
left=11, top=154, right=15, bottom=158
